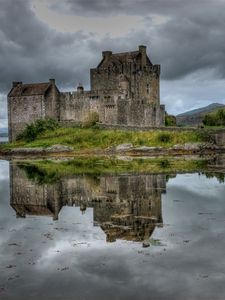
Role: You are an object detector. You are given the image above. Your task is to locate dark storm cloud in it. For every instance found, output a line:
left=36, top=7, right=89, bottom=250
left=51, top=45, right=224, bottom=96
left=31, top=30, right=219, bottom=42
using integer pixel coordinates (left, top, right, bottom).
left=50, top=0, right=225, bottom=80
left=0, top=0, right=225, bottom=93
left=51, top=0, right=213, bottom=17
left=0, top=0, right=225, bottom=121
left=0, top=0, right=99, bottom=93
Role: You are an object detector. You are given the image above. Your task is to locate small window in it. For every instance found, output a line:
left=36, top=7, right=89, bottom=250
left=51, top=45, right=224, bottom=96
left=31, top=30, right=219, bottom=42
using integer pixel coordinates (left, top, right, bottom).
left=147, top=83, right=150, bottom=94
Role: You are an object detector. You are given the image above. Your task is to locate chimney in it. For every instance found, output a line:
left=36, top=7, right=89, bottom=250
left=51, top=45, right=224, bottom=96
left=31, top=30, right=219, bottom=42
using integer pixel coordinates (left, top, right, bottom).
left=49, top=78, right=55, bottom=84
left=139, top=45, right=147, bottom=68
left=12, top=81, right=22, bottom=88
left=77, top=83, right=84, bottom=94
left=102, top=51, right=112, bottom=59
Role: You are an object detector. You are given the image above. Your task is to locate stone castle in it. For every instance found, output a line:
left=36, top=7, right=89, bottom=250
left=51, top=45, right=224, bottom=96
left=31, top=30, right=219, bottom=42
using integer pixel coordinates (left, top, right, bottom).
left=8, top=45, right=165, bottom=141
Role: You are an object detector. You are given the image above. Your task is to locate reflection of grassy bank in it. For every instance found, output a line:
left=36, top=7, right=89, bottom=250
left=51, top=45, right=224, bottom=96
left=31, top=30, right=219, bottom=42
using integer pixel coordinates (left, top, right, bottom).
left=18, top=156, right=209, bottom=184
left=4, top=127, right=207, bottom=150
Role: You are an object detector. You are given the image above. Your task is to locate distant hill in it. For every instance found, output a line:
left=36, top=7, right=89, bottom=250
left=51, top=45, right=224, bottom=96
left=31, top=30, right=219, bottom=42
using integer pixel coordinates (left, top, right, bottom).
left=0, top=127, right=8, bottom=137
left=176, top=103, right=225, bottom=126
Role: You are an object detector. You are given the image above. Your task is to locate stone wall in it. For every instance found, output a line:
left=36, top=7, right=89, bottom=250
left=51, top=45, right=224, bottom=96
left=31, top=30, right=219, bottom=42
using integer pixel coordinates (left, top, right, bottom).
left=8, top=95, right=45, bottom=141
left=44, top=84, right=60, bottom=120
left=59, top=91, right=101, bottom=123
left=8, top=82, right=60, bottom=141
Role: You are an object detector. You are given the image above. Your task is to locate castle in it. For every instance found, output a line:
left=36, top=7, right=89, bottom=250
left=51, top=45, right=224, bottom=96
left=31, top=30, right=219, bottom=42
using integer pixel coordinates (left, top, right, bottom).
left=8, top=45, right=165, bottom=141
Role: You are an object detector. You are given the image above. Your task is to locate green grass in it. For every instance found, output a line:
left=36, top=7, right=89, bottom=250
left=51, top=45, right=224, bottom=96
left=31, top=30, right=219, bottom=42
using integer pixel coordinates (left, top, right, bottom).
left=18, top=156, right=209, bottom=184
left=3, top=126, right=208, bottom=151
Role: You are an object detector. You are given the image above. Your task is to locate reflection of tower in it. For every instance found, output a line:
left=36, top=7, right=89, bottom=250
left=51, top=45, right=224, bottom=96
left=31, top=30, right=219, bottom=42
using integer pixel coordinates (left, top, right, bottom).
left=98, top=175, right=166, bottom=242
left=10, top=162, right=167, bottom=243
left=10, top=163, right=62, bottom=220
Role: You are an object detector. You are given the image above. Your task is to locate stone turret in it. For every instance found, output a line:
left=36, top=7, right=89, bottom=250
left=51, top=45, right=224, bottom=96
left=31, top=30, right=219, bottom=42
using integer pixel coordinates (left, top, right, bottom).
left=139, top=45, right=147, bottom=68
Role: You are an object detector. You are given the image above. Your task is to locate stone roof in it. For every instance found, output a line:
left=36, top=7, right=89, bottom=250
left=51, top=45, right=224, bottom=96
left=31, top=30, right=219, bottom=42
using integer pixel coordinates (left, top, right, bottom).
left=97, top=49, right=152, bottom=68
left=112, top=50, right=140, bottom=61
left=8, top=82, right=52, bottom=97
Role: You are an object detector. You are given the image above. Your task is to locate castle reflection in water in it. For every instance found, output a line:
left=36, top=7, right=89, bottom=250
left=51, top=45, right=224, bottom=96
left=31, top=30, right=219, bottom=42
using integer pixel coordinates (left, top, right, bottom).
left=10, top=163, right=167, bottom=243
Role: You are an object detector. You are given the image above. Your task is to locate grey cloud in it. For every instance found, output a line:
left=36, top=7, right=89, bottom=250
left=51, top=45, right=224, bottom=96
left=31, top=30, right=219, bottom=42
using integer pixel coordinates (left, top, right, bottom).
left=0, top=0, right=100, bottom=93
left=50, top=0, right=215, bottom=17
left=0, top=0, right=225, bottom=118
left=1, top=0, right=225, bottom=88
left=49, top=0, right=225, bottom=80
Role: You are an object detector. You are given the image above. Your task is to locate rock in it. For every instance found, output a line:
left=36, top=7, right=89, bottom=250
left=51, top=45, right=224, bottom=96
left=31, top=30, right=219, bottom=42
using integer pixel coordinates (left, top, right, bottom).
left=135, top=146, right=163, bottom=152
left=172, top=143, right=201, bottom=150
left=183, top=143, right=201, bottom=150
left=10, top=147, right=44, bottom=153
left=172, top=144, right=182, bottom=150
left=142, top=241, right=150, bottom=248
left=115, top=143, right=133, bottom=151
left=45, top=144, right=73, bottom=152
left=9, top=145, right=73, bottom=154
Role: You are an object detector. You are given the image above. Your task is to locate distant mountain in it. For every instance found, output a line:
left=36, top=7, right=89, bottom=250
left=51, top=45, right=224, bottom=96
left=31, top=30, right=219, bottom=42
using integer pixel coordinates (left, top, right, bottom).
left=176, top=103, right=225, bottom=126
left=0, top=127, right=8, bottom=137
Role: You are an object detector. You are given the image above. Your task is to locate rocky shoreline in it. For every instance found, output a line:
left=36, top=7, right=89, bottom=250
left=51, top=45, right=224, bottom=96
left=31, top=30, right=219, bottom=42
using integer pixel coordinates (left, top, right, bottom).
left=0, top=142, right=225, bottom=160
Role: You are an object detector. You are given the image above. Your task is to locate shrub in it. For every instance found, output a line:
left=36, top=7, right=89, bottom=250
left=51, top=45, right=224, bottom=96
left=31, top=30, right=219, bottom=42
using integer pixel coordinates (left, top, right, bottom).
left=165, top=114, right=176, bottom=126
left=17, top=118, right=59, bottom=142
left=195, top=129, right=212, bottom=143
left=203, top=109, right=225, bottom=126
left=83, top=112, right=99, bottom=128
left=157, top=132, right=172, bottom=143
left=158, top=159, right=171, bottom=168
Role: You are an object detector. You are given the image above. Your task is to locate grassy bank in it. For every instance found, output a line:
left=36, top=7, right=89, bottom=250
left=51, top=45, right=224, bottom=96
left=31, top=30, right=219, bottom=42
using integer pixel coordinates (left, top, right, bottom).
left=18, top=156, right=209, bottom=184
left=3, top=126, right=208, bottom=151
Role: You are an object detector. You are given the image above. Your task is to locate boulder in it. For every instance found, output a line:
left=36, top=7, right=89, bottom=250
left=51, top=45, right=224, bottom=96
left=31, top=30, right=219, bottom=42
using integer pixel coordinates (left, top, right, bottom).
left=115, top=143, right=133, bottom=151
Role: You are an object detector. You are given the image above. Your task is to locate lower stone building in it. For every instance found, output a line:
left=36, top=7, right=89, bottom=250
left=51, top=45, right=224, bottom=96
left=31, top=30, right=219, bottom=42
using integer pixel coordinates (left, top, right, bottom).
left=8, top=45, right=165, bottom=141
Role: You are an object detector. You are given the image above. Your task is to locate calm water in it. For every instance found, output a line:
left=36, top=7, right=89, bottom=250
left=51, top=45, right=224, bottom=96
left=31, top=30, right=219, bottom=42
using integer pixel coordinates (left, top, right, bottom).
left=0, top=160, right=225, bottom=300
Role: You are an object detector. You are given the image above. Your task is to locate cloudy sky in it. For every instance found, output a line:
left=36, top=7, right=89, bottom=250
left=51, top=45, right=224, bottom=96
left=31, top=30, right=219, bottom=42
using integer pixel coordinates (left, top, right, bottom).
left=0, top=0, right=225, bottom=128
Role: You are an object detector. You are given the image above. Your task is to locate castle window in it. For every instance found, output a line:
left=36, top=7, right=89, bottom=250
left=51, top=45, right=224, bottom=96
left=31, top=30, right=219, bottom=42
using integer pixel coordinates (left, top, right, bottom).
left=147, top=83, right=150, bottom=94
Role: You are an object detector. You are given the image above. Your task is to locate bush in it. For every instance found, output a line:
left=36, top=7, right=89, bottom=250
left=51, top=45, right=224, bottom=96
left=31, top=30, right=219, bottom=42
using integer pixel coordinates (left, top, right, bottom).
left=195, top=130, right=212, bottom=143
left=165, top=114, right=176, bottom=126
left=83, top=112, right=99, bottom=128
left=158, top=159, right=171, bottom=168
left=157, top=132, right=172, bottom=143
left=17, top=118, right=59, bottom=142
left=203, top=109, right=225, bottom=126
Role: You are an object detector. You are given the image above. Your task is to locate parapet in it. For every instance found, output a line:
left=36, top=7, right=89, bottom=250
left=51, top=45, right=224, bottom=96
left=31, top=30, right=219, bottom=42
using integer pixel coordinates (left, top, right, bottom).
left=12, top=81, right=22, bottom=87
left=49, top=79, right=55, bottom=84
left=102, top=51, right=112, bottom=59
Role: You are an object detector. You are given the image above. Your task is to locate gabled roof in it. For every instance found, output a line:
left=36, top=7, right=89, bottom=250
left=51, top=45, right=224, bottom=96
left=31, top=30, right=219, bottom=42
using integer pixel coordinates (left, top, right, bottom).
left=97, top=50, right=152, bottom=69
left=112, top=50, right=140, bottom=62
left=8, top=82, right=52, bottom=97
